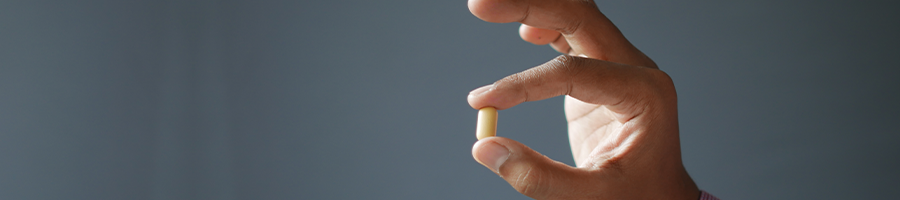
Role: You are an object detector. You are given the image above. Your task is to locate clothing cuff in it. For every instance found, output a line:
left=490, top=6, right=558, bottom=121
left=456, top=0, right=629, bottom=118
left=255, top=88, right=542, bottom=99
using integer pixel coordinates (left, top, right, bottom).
left=699, top=190, right=720, bottom=200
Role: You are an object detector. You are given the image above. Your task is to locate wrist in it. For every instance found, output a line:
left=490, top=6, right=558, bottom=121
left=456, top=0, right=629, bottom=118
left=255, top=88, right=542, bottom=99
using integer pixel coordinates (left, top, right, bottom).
left=675, top=166, right=700, bottom=200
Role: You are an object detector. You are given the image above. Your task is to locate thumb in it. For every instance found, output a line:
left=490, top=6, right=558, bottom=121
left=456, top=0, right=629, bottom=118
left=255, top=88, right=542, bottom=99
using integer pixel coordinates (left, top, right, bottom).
left=473, top=137, right=595, bottom=199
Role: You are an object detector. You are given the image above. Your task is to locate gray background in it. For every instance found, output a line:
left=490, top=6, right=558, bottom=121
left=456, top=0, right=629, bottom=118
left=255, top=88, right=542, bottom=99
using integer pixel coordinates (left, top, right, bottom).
left=1, top=0, right=898, bottom=199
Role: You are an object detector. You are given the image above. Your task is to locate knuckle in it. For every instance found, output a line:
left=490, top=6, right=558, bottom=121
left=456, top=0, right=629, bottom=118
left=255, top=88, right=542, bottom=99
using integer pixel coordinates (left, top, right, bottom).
left=635, top=68, right=678, bottom=114
left=549, top=55, right=585, bottom=95
left=648, top=69, right=673, bottom=84
left=495, top=71, right=531, bottom=102
left=551, top=55, right=577, bottom=66
left=512, top=167, right=548, bottom=198
left=557, top=19, right=582, bottom=35
left=497, top=71, right=524, bottom=85
left=616, top=68, right=676, bottom=116
left=550, top=55, right=584, bottom=75
left=496, top=72, right=526, bottom=91
left=644, top=68, right=676, bottom=94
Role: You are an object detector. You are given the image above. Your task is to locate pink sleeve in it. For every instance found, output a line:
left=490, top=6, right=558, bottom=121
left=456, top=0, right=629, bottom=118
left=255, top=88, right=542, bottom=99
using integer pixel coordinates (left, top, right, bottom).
left=699, top=190, right=720, bottom=200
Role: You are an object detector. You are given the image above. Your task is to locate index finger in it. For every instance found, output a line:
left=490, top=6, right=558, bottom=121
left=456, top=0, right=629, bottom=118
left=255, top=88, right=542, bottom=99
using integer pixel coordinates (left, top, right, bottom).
left=468, top=55, right=673, bottom=119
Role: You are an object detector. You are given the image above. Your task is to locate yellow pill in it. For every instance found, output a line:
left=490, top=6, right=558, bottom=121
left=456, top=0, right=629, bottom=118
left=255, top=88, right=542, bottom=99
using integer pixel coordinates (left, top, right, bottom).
left=476, top=107, right=498, bottom=140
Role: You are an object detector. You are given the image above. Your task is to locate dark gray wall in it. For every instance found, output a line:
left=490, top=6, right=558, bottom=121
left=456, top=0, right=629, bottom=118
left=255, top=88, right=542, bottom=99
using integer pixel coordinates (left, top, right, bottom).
left=1, top=0, right=898, bottom=199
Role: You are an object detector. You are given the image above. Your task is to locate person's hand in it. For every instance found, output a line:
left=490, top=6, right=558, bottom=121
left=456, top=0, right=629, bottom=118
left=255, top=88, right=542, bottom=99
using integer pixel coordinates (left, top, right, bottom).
left=466, top=0, right=700, bottom=199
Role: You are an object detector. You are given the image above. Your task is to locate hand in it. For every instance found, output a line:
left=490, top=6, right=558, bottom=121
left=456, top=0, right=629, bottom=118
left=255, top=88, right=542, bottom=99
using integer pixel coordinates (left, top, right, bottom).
left=467, top=0, right=699, bottom=199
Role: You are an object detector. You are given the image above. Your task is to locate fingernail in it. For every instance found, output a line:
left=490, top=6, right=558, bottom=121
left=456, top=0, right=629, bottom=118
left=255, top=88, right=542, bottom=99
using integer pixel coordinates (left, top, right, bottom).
left=468, top=84, right=493, bottom=98
left=476, top=141, right=510, bottom=173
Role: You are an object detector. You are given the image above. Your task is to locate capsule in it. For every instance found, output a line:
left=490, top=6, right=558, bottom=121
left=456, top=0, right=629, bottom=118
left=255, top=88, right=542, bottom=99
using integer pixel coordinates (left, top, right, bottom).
left=476, top=107, right=498, bottom=140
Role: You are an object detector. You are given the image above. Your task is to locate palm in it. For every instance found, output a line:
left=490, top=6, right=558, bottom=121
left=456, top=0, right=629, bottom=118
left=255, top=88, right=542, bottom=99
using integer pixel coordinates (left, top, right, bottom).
left=554, top=25, right=656, bottom=169
left=564, top=96, right=632, bottom=168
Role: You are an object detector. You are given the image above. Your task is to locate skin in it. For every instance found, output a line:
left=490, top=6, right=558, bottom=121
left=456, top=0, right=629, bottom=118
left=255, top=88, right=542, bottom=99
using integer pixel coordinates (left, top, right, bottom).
left=466, top=0, right=700, bottom=199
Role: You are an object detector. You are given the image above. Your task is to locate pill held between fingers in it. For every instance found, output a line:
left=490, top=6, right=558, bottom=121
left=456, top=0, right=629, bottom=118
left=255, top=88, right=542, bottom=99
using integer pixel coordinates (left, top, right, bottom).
left=476, top=107, right=498, bottom=140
